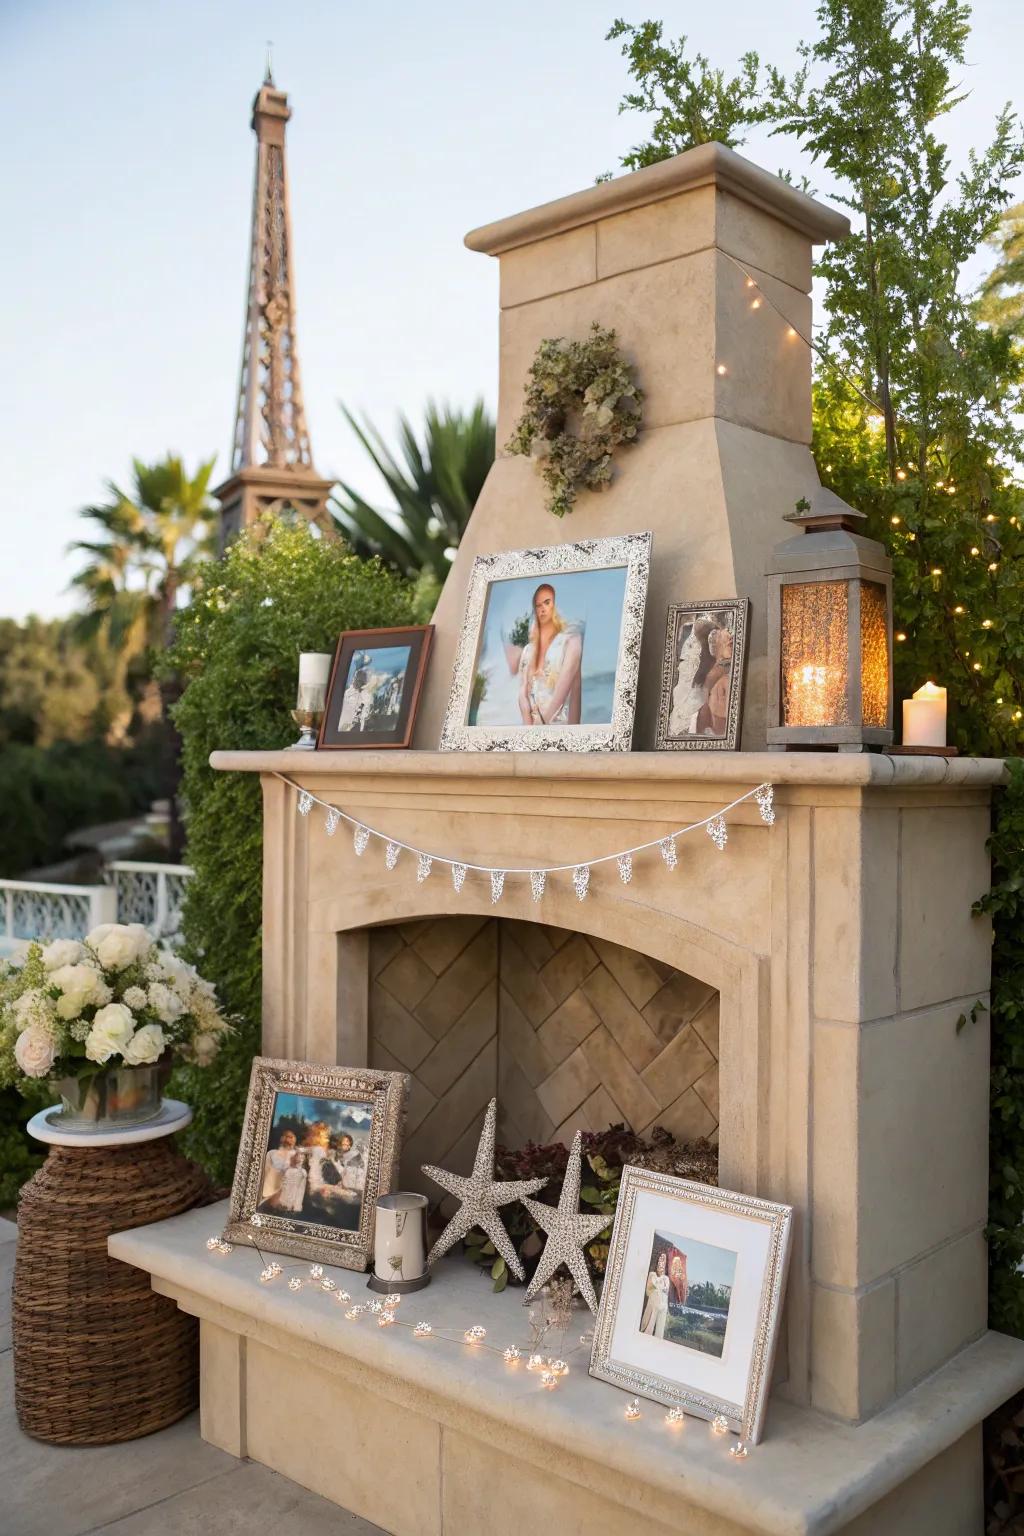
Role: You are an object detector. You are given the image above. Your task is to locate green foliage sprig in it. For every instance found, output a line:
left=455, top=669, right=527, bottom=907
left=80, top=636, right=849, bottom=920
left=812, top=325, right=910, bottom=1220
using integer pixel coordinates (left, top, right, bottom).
left=161, top=518, right=414, bottom=1185
left=505, top=324, right=643, bottom=518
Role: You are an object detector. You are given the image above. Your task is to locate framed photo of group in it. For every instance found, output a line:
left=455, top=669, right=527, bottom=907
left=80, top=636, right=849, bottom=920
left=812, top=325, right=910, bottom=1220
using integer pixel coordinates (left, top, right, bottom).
left=589, top=1166, right=792, bottom=1444
left=439, top=532, right=652, bottom=752
left=318, top=626, right=433, bottom=750
left=224, top=1057, right=407, bottom=1270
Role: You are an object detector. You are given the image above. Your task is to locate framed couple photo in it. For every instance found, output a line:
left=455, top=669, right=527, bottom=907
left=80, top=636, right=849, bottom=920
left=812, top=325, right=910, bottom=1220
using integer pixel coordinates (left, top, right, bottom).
left=589, top=1166, right=792, bottom=1444
left=439, top=532, right=652, bottom=752
left=224, top=1057, right=407, bottom=1270
left=656, top=598, right=749, bottom=752
left=318, top=626, right=433, bottom=750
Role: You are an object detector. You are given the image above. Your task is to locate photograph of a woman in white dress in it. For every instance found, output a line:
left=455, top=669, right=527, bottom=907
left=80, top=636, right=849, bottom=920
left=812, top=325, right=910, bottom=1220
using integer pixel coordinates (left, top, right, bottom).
left=517, top=583, right=583, bottom=726
left=467, top=564, right=629, bottom=728
left=638, top=1230, right=737, bottom=1358
left=660, top=600, right=748, bottom=749
left=640, top=1250, right=671, bottom=1339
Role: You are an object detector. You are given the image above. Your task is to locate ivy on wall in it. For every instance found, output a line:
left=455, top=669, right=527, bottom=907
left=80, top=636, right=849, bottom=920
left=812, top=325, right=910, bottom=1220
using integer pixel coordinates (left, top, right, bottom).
left=977, top=758, right=1024, bottom=1336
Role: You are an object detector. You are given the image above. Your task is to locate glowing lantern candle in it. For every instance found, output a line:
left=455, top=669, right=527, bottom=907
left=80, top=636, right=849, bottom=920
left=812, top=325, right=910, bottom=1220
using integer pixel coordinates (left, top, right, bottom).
left=767, top=489, right=893, bottom=751
left=902, top=682, right=947, bottom=748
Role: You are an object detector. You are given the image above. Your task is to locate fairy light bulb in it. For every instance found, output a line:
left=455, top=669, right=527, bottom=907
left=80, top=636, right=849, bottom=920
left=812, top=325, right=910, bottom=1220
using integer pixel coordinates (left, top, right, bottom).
left=954, top=605, right=965, bottom=615
left=896, top=469, right=907, bottom=480
left=625, top=1399, right=642, bottom=1421
left=665, top=1406, right=686, bottom=1427
left=973, top=662, right=982, bottom=672
left=413, top=1322, right=432, bottom=1338
left=711, top=1414, right=730, bottom=1435
left=891, top=514, right=901, bottom=525
left=503, top=1346, right=521, bottom=1363
left=464, top=1325, right=486, bottom=1344
left=895, top=631, right=907, bottom=642
left=989, top=562, right=999, bottom=571
left=970, top=547, right=980, bottom=556
left=930, top=567, right=942, bottom=577
left=716, top=363, right=728, bottom=376
left=750, top=297, right=762, bottom=309
left=982, top=619, right=993, bottom=629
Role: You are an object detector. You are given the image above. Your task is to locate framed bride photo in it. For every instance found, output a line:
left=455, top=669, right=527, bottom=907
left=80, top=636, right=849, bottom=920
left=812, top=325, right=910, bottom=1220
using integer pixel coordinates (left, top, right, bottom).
left=655, top=598, right=749, bottom=752
left=439, top=533, right=651, bottom=753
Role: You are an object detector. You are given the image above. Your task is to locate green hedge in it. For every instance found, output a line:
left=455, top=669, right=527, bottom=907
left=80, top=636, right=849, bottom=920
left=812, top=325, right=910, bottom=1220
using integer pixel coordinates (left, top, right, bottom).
left=164, top=520, right=415, bottom=1185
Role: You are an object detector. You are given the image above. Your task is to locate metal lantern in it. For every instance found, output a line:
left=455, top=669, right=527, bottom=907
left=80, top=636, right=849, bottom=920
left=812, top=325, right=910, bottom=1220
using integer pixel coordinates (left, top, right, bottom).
left=766, top=488, right=893, bottom=751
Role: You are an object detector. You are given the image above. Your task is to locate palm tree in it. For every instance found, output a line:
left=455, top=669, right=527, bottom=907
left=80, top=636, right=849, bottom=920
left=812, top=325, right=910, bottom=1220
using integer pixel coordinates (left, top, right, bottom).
left=68, top=455, right=217, bottom=859
left=331, top=401, right=494, bottom=581
left=69, top=454, right=217, bottom=663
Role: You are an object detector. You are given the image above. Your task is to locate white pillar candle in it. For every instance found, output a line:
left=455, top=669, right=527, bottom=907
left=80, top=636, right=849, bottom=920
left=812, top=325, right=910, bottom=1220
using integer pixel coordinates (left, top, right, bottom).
left=902, top=681, right=947, bottom=747
left=298, top=652, right=332, bottom=688
left=373, top=1192, right=429, bottom=1286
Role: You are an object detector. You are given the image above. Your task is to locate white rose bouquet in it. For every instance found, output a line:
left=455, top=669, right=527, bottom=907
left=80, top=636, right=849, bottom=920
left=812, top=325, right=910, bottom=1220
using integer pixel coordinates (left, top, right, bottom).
left=0, top=923, right=233, bottom=1091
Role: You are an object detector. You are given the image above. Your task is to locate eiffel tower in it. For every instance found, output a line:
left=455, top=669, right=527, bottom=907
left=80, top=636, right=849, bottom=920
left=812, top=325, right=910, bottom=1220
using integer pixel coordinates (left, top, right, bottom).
left=215, top=64, right=335, bottom=550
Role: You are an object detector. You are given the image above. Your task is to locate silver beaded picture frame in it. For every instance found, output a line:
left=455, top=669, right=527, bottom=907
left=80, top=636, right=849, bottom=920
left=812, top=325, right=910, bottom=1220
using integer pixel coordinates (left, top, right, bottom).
left=589, top=1166, right=792, bottom=1444
left=655, top=597, right=749, bottom=751
left=224, top=1056, right=407, bottom=1270
left=438, top=532, right=652, bottom=752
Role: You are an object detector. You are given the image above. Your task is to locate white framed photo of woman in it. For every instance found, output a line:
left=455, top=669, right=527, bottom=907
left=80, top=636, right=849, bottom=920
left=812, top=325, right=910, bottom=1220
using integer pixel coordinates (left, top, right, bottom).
left=655, top=598, right=749, bottom=751
left=589, top=1166, right=792, bottom=1444
left=224, top=1058, right=407, bottom=1270
left=439, top=532, right=652, bottom=752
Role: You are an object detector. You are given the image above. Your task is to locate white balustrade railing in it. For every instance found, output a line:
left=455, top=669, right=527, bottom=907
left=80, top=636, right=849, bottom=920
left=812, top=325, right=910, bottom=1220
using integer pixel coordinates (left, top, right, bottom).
left=1, top=880, right=117, bottom=949
left=105, top=862, right=194, bottom=939
left=0, top=863, right=193, bottom=952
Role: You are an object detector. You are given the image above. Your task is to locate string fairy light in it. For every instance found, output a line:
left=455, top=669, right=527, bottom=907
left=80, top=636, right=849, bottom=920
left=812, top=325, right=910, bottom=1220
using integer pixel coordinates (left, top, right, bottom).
left=205, top=1234, right=752, bottom=1452
left=283, top=773, right=776, bottom=901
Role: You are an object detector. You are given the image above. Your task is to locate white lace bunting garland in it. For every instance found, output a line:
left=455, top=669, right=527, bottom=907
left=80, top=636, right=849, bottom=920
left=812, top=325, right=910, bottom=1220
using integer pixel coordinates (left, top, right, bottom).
left=284, top=777, right=775, bottom=904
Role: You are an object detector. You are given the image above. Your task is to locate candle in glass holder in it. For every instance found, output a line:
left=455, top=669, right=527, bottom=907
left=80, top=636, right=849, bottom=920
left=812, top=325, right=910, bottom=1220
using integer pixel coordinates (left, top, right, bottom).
left=902, top=681, right=946, bottom=747
left=290, top=652, right=333, bottom=750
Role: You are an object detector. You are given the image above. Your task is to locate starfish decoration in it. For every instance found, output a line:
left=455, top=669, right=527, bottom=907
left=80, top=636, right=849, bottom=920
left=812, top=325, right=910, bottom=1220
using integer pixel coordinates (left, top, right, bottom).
left=522, top=1130, right=610, bottom=1314
left=422, top=1098, right=547, bottom=1280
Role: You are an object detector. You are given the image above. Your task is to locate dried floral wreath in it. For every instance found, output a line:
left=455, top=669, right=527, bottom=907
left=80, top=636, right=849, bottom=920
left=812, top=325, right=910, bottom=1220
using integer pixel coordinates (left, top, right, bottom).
left=505, top=323, right=644, bottom=518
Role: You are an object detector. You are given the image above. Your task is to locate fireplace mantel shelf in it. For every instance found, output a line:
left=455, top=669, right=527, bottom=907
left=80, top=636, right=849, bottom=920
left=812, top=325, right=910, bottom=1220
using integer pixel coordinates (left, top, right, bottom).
left=211, top=748, right=1006, bottom=789
left=112, top=1202, right=1024, bottom=1536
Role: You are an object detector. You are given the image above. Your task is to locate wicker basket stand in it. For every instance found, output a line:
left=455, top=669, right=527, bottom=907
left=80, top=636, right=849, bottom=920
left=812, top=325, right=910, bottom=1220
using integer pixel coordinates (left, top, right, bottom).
left=14, top=1123, right=209, bottom=1446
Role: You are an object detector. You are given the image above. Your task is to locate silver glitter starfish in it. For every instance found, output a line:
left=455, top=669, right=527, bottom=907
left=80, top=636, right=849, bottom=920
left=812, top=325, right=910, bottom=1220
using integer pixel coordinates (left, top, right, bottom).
left=422, top=1098, right=547, bottom=1280
left=522, top=1130, right=610, bottom=1314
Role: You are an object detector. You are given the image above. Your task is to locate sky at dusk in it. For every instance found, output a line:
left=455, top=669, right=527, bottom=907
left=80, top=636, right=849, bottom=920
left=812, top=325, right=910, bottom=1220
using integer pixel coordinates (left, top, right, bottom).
left=4, top=0, right=1023, bottom=618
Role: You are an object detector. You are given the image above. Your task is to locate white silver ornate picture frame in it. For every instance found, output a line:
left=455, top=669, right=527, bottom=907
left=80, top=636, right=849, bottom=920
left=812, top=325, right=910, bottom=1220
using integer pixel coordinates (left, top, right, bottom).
left=655, top=598, right=749, bottom=752
left=225, top=1057, right=407, bottom=1270
left=590, top=1166, right=792, bottom=1444
left=439, top=532, right=652, bottom=752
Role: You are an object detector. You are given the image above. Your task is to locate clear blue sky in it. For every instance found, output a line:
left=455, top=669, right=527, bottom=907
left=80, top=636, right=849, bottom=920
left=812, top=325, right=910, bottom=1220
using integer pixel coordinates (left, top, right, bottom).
left=4, top=0, right=1022, bottom=619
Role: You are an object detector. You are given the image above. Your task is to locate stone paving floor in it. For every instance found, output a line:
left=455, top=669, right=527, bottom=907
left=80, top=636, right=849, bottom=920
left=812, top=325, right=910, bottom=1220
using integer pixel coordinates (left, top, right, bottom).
left=1, top=1219, right=384, bottom=1536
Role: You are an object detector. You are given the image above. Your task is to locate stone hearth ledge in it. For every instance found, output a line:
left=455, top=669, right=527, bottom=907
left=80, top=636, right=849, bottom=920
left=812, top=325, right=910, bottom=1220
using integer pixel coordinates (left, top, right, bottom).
left=112, top=1202, right=1024, bottom=1536
left=210, top=748, right=1006, bottom=789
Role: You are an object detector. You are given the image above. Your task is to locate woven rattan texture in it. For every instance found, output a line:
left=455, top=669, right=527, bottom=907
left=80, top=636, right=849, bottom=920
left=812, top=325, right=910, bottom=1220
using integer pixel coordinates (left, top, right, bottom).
left=13, top=1138, right=209, bottom=1445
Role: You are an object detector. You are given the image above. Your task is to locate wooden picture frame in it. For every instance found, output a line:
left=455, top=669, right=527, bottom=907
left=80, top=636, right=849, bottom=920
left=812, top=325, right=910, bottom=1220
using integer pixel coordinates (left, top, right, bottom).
left=589, top=1166, right=792, bottom=1444
left=655, top=598, right=749, bottom=752
left=224, top=1057, right=408, bottom=1270
left=318, top=625, right=433, bottom=750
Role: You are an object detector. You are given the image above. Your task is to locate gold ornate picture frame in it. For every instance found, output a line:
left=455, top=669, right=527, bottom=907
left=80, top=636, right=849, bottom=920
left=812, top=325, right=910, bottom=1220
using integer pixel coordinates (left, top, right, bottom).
left=589, top=1166, right=792, bottom=1444
left=224, top=1057, right=407, bottom=1270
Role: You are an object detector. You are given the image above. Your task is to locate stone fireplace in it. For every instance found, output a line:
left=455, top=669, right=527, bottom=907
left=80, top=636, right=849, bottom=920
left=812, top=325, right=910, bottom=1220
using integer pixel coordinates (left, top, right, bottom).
left=119, top=143, right=1024, bottom=1534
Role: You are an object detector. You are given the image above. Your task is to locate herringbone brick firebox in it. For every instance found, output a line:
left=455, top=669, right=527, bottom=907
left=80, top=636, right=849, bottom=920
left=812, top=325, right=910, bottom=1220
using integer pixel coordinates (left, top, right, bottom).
left=365, top=916, right=720, bottom=1193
